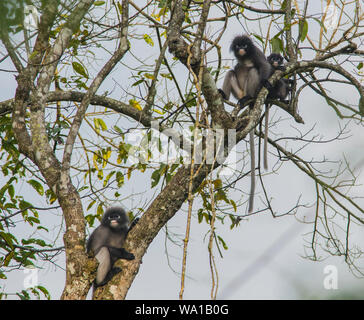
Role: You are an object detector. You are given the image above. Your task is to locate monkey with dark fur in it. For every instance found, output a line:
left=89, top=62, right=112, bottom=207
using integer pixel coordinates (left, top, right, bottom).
left=263, top=53, right=293, bottom=170
left=266, top=53, right=293, bottom=103
left=87, top=207, right=139, bottom=288
left=219, top=35, right=273, bottom=213
left=219, top=35, right=273, bottom=108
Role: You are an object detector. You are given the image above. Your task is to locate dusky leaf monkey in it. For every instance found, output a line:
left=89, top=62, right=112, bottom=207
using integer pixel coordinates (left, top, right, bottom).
left=264, top=53, right=293, bottom=170
left=87, top=207, right=139, bottom=287
left=219, top=35, right=273, bottom=213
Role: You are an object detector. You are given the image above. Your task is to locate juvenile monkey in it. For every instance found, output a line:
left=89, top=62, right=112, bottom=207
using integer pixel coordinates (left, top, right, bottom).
left=264, top=53, right=293, bottom=170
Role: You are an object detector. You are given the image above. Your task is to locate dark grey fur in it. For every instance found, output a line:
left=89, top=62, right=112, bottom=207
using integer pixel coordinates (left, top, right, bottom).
left=87, top=207, right=138, bottom=287
left=264, top=53, right=293, bottom=170
left=219, top=35, right=273, bottom=108
left=219, top=35, right=273, bottom=213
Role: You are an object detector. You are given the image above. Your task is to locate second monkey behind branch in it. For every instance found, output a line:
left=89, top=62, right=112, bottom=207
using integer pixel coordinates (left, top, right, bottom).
left=264, top=53, right=293, bottom=170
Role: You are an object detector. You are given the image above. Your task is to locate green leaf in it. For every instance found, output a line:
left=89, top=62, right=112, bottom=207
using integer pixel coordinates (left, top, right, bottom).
left=117, top=1, right=123, bottom=14
left=87, top=200, right=96, bottom=211
left=197, top=209, right=204, bottom=224
left=22, top=238, right=49, bottom=247
left=27, top=179, right=44, bottom=196
left=72, top=61, right=88, bottom=78
left=113, top=125, right=124, bottom=135
left=98, top=118, right=107, bottom=131
left=160, top=73, right=173, bottom=80
left=299, top=19, right=308, bottom=42
left=116, top=171, right=124, bottom=188
left=78, top=185, right=89, bottom=192
left=217, top=235, right=228, bottom=250
left=19, top=200, right=32, bottom=212
left=36, top=226, right=49, bottom=232
left=252, top=34, right=263, bottom=44
left=129, top=99, right=142, bottom=110
left=271, top=37, right=283, bottom=53
left=230, top=199, right=237, bottom=212
left=143, top=34, right=154, bottom=46
left=3, top=252, right=14, bottom=267
left=27, top=216, right=40, bottom=225
left=85, top=214, right=96, bottom=227
left=94, top=118, right=107, bottom=132
left=132, top=79, right=145, bottom=87
left=103, top=171, right=115, bottom=187
left=151, top=170, right=161, bottom=188
left=97, top=170, right=103, bottom=180
left=144, top=73, right=155, bottom=80
left=7, top=184, right=14, bottom=199
left=0, top=231, right=15, bottom=248
left=97, top=204, right=104, bottom=217
left=17, top=290, right=30, bottom=300
left=35, top=286, right=51, bottom=300
left=281, top=0, right=287, bottom=10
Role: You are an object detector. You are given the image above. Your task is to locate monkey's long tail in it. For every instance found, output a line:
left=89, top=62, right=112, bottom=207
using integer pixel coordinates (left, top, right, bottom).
left=248, top=130, right=255, bottom=213
left=263, top=104, right=270, bottom=171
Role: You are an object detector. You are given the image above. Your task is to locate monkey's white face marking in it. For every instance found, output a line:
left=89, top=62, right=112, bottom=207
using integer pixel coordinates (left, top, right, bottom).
left=110, top=220, right=119, bottom=227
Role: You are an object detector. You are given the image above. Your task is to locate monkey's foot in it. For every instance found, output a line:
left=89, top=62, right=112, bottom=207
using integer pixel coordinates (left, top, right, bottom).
left=94, top=267, right=122, bottom=288
left=263, top=80, right=273, bottom=90
left=218, top=89, right=227, bottom=100
left=129, top=217, right=140, bottom=231
left=237, top=96, right=251, bottom=108
left=124, top=252, right=135, bottom=260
